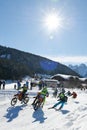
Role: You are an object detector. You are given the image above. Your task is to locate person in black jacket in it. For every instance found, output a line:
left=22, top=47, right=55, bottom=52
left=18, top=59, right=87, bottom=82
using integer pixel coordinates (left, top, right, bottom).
left=0, top=80, right=2, bottom=89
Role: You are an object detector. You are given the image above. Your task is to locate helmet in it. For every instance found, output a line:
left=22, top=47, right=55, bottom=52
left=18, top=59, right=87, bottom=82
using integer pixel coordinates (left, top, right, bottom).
left=61, top=88, right=65, bottom=93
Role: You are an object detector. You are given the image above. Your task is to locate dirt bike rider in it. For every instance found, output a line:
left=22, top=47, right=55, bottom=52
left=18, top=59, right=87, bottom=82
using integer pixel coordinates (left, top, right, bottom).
left=32, top=85, right=49, bottom=106
left=48, top=90, right=68, bottom=110
left=19, top=83, right=28, bottom=100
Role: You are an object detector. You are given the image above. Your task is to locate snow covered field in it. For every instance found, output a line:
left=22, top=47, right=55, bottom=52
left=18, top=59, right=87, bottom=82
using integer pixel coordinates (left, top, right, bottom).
left=0, top=83, right=87, bottom=130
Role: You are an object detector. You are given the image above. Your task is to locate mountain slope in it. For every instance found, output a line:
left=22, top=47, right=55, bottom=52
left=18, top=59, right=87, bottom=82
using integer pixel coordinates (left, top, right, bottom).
left=0, top=45, right=80, bottom=79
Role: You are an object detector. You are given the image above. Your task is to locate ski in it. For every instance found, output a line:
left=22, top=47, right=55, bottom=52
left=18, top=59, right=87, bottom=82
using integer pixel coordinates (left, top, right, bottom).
left=48, top=107, right=54, bottom=109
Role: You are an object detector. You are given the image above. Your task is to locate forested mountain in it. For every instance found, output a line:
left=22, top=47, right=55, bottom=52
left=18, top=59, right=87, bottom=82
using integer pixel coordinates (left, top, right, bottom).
left=0, top=45, right=80, bottom=80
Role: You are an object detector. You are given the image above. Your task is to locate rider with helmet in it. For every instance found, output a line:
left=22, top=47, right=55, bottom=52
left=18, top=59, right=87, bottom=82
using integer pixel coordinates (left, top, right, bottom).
left=21, top=84, right=28, bottom=99
left=32, top=85, right=49, bottom=106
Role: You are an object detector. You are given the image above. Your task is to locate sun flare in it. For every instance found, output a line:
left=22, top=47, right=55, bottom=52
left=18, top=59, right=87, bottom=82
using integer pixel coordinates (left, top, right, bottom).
left=44, top=12, right=62, bottom=32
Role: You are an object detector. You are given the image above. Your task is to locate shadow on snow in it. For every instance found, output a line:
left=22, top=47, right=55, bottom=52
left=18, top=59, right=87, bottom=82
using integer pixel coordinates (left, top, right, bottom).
left=4, top=104, right=26, bottom=122
left=32, top=108, right=47, bottom=123
left=61, top=109, right=70, bottom=114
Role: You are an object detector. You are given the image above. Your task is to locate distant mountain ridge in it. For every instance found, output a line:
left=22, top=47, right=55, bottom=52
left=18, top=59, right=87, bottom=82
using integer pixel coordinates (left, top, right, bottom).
left=0, top=45, right=80, bottom=80
left=68, top=64, right=87, bottom=77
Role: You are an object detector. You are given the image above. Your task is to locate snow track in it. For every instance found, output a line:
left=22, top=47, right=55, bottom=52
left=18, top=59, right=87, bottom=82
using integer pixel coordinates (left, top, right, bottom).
left=0, top=85, right=87, bottom=130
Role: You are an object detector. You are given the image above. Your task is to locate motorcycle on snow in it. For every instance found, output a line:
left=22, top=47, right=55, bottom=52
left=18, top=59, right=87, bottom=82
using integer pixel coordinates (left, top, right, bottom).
left=11, top=91, right=29, bottom=106
left=32, top=93, right=49, bottom=111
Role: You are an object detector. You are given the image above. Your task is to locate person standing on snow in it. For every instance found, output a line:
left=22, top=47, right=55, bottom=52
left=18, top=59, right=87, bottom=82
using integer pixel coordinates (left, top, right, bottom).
left=26, top=80, right=29, bottom=89
left=17, top=80, right=21, bottom=90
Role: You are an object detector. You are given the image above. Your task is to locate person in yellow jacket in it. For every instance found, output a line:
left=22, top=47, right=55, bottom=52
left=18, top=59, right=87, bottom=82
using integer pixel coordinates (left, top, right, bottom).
left=32, top=86, right=49, bottom=106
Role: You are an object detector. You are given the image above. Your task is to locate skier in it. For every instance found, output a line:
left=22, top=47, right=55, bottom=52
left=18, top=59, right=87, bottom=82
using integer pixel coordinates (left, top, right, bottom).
left=48, top=91, right=68, bottom=110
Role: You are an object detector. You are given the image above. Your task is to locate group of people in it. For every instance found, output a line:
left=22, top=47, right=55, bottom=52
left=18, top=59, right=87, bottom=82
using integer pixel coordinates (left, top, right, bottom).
left=18, top=81, right=77, bottom=111
left=19, top=82, right=49, bottom=103
left=49, top=89, right=77, bottom=110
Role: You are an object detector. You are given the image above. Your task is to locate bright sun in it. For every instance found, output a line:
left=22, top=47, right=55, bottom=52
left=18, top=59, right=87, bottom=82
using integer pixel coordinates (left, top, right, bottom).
left=44, top=12, right=62, bottom=32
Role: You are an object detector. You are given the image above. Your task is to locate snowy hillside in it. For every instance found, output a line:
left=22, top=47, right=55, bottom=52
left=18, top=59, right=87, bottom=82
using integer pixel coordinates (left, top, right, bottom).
left=0, top=83, right=87, bottom=130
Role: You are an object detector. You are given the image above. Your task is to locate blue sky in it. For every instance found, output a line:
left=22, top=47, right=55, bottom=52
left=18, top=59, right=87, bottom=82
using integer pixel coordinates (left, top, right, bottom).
left=0, top=0, right=87, bottom=65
